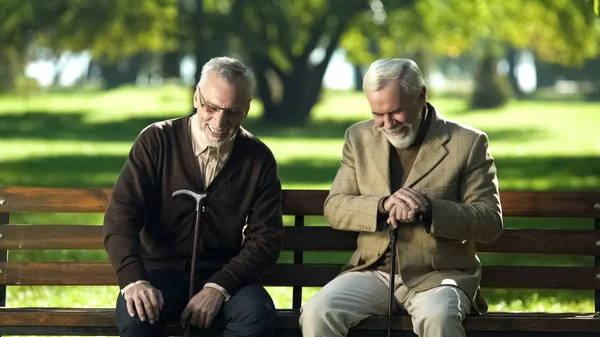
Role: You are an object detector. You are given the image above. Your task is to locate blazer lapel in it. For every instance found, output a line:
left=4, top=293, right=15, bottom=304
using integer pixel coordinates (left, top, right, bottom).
left=404, top=107, right=451, bottom=188
left=367, top=123, right=392, bottom=193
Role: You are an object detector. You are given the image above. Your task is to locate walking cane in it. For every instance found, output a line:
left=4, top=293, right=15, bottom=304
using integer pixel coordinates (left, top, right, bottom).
left=388, top=213, right=424, bottom=337
left=388, top=225, right=398, bottom=337
left=172, top=189, right=208, bottom=337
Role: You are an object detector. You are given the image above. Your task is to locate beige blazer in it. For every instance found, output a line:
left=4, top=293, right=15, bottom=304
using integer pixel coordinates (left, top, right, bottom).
left=324, top=104, right=503, bottom=313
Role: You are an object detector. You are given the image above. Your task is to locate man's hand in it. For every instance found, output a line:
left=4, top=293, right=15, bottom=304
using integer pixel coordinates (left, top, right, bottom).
left=385, top=188, right=429, bottom=228
left=180, top=287, right=225, bottom=329
left=123, top=283, right=164, bottom=324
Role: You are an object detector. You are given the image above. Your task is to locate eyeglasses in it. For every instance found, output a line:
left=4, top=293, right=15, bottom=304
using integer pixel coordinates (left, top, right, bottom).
left=198, top=91, right=249, bottom=119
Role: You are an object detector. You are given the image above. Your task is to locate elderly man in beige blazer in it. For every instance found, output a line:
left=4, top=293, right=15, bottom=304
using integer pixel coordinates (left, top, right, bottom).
left=299, top=58, right=503, bottom=337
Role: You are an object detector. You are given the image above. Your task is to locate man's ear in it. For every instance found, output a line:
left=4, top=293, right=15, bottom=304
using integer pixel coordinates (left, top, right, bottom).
left=193, top=87, right=200, bottom=109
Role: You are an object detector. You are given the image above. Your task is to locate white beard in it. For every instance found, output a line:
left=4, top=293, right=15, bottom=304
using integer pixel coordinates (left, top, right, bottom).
left=382, top=125, right=420, bottom=149
left=379, top=110, right=423, bottom=149
left=201, top=124, right=235, bottom=147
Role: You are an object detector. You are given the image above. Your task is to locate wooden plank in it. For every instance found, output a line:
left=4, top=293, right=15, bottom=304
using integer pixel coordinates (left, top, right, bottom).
left=481, top=266, right=600, bottom=289
left=1, top=225, right=597, bottom=256
left=284, top=227, right=599, bottom=255
left=500, top=191, right=600, bottom=218
left=1, top=262, right=599, bottom=289
left=2, top=187, right=600, bottom=218
left=0, top=187, right=111, bottom=213
left=281, top=190, right=328, bottom=215
left=477, top=229, right=599, bottom=255
left=0, top=225, right=103, bottom=250
left=0, top=308, right=599, bottom=332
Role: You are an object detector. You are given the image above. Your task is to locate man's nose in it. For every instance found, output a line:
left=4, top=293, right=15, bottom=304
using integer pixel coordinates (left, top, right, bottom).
left=213, top=111, right=227, bottom=129
left=384, top=115, right=395, bottom=130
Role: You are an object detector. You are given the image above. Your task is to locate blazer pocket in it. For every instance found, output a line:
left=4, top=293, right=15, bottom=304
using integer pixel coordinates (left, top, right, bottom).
left=431, top=252, right=477, bottom=270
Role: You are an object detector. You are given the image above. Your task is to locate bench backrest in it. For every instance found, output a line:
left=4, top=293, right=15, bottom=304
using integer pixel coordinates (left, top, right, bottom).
left=0, top=187, right=599, bottom=310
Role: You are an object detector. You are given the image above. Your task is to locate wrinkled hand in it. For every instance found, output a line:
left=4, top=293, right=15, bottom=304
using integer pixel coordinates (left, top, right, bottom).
left=385, top=188, right=429, bottom=228
left=180, top=287, right=225, bottom=329
left=123, top=283, right=164, bottom=324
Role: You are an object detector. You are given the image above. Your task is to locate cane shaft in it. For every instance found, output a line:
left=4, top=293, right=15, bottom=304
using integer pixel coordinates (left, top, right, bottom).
left=185, top=202, right=206, bottom=337
left=388, top=228, right=398, bottom=337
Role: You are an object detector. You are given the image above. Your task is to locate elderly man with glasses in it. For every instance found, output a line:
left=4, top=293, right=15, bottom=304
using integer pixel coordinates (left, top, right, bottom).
left=103, top=56, right=284, bottom=337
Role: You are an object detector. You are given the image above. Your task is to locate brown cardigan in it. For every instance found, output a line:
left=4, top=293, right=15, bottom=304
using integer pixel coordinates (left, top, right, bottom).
left=103, top=115, right=284, bottom=296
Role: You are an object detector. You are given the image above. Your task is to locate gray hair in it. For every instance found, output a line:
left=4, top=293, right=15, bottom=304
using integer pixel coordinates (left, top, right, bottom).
left=198, top=56, right=256, bottom=97
left=362, top=58, right=425, bottom=97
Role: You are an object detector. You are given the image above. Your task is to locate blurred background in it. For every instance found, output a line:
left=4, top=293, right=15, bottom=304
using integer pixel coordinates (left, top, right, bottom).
left=1, top=0, right=600, bottom=330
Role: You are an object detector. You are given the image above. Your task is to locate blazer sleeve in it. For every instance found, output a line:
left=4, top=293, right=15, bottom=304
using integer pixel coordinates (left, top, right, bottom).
left=324, top=128, right=384, bottom=233
left=428, top=132, right=503, bottom=243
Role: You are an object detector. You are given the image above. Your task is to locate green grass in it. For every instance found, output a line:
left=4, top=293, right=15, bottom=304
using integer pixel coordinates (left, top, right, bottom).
left=1, top=86, right=600, bottom=326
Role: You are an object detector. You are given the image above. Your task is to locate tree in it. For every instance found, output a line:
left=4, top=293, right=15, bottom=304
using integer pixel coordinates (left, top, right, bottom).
left=0, top=0, right=177, bottom=90
left=219, top=0, right=394, bottom=124
left=339, top=0, right=600, bottom=108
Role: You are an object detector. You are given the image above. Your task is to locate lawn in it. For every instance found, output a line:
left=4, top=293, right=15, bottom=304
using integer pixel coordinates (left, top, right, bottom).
left=1, top=86, right=599, bottom=328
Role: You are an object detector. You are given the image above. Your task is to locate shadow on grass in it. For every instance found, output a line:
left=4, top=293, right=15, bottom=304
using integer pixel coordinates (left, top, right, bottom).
left=0, top=154, right=341, bottom=188
left=0, top=111, right=167, bottom=142
left=0, top=111, right=355, bottom=142
left=0, top=110, right=553, bottom=144
left=243, top=118, right=355, bottom=140
left=0, top=154, right=127, bottom=187
left=495, top=155, right=600, bottom=190
left=486, top=127, right=549, bottom=143
left=278, top=158, right=339, bottom=185
left=1, top=151, right=598, bottom=190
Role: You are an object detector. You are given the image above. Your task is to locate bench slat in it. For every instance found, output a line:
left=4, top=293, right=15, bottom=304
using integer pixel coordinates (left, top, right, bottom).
left=1, top=262, right=599, bottom=289
left=0, top=187, right=111, bottom=213
left=0, top=308, right=598, bottom=333
left=1, top=187, right=599, bottom=217
left=1, top=225, right=597, bottom=255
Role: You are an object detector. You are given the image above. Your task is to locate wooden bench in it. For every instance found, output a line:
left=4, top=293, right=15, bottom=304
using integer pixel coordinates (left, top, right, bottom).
left=0, top=186, right=599, bottom=336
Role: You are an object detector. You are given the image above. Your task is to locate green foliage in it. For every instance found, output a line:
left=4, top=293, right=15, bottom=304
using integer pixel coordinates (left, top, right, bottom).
left=0, top=0, right=178, bottom=61
left=341, top=0, right=600, bottom=67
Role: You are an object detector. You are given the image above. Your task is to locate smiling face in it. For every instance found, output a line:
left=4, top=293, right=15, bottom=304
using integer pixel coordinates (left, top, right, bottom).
left=193, top=71, right=251, bottom=147
left=366, top=80, right=426, bottom=149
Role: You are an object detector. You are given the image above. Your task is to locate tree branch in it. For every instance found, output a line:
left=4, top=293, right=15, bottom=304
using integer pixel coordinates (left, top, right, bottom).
left=296, top=17, right=327, bottom=67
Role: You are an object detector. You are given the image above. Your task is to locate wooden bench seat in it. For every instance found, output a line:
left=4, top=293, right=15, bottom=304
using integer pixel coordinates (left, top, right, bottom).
left=0, top=308, right=598, bottom=336
left=1, top=187, right=600, bottom=336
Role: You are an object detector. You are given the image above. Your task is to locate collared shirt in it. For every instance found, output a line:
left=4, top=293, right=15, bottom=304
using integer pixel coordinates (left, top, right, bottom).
left=189, top=114, right=236, bottom=187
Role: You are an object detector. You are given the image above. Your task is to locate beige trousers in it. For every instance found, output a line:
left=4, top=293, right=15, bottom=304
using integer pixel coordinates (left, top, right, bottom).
left=299, top=269, right=471, bottom=337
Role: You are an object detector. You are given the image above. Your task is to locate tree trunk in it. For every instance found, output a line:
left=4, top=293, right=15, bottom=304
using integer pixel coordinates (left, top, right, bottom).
left=0, top=49, right=17, bottom=93
left=99, top=53, right=145, bottom=89
left=258, top=20, right=348, bottom=124
left=470, top=53, right=513, bottom=109
left=506, top=48, right=524, bottom=99
left=162, top=51, right=181, bottom=80
left=260, top=69, right=323, bottom=124
left=353, top=65, right=363, bottom=92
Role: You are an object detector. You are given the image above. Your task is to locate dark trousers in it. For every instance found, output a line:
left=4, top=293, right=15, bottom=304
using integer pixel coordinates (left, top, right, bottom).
left=115, top=267, right=277, bottom=337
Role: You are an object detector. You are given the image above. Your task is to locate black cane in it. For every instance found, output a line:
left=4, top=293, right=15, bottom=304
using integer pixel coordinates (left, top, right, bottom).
left=387, top=213, right=424, bottom=337
left=388, top=225, right=398, bottom=337
left=173, top=189, right=207, bottom=337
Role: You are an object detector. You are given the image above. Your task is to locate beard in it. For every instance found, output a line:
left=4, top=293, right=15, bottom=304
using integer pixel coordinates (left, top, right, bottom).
left=378, top=110, right=422, bottom=149
left=201, top=123, right=236, bottom=147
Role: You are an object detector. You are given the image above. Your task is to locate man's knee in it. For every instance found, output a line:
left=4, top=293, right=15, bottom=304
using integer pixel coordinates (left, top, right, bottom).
left=300, top=294, right=344, bottom=332
left=115, top=295, right=166, bottom=337
left=226, top=295, right=277, bottom=337
left=410, top=287, right=468, bottom=336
